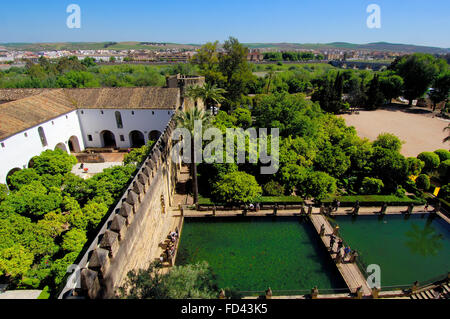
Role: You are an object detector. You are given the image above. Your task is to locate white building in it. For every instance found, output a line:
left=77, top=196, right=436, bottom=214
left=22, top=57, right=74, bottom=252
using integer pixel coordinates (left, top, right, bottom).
left=0, top=86, right=183, bottom=184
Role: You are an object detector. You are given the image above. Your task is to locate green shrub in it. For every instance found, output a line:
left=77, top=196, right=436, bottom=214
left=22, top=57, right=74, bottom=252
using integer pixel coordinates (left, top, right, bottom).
left=395, top=186, right=407, bottom=198
left=263, top=180, right=285, bottom=196
left=361, top=177, right=384, bottom=194
left=123, top=140, right=155, bottom=165
left=434, top=149, right=450, bottom=162
left=417, top=152, right=440, bottom=172
left=406, top=157, right=425, bottom=176
left=373, top=133, right=403, bottom=152
left=322, top=195, right=423, bottom=206
left=212, top=171, right=262, bottom=204
left=32, top=149, right=77, bottom=175
left=7, top=168, right=41, bottom=190
left=0, top=184, right=8, bottom=202
left=231, top=108, right=252, bottom=128
left=416, top=174, right=431, bottom=191
left=438, top=184, right=450, bottom=201
left=437, top=159, right=450, bottom=181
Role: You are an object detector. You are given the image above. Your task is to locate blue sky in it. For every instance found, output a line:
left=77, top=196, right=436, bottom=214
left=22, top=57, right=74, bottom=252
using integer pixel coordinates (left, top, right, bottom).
left=1, top=0, right=449, bottom=47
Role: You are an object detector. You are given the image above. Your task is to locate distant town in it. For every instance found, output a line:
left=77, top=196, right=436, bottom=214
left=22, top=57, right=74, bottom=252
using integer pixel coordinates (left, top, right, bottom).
left=1, top=41, right=449, bottom=70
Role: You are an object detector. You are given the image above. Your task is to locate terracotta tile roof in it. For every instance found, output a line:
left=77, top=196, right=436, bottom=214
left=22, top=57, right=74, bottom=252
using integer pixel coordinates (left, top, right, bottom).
left=0, top=87, right=180, bottom=140
left=64, top=87, right=180, bottom=109
left=0, top=88, right=53, bottom=102
left=0, top=89, right=76, bottom=140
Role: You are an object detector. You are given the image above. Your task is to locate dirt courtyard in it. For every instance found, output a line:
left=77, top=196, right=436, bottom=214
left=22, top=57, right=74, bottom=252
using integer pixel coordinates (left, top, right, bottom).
left=340, top=107, right=450, bottom=157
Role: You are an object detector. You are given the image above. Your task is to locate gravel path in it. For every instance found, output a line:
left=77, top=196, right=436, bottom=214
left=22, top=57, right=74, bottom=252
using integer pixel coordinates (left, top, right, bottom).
left=340, top=107, right=449, bottom=157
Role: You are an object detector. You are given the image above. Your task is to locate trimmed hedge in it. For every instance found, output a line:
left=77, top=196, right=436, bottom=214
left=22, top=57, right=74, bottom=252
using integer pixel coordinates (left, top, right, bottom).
left=322, top=195, right=425, bottom=206
left=198, top=195, right=304, bottom=206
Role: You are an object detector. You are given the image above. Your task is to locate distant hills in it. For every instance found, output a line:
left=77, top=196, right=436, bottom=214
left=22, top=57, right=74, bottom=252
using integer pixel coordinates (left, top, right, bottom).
left=0, top=41, right=448, bottom=54
left=243, top=42, right=450, bottom=54
left=0, top=42, right=199, bottom=52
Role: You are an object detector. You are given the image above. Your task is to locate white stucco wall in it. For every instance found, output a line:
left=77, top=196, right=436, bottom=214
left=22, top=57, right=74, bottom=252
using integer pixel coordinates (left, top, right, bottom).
left=0, top=108, right=173, bottom=184
left=0, top=110, right=84, bottom=184
left=77, top=109, right=173, bottom=148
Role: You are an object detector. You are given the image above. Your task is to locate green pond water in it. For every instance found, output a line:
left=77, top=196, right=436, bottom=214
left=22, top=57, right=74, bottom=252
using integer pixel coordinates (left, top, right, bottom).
left=176, top=217, right=347, bottom=294
left=332, top=214, right=450, bottom=287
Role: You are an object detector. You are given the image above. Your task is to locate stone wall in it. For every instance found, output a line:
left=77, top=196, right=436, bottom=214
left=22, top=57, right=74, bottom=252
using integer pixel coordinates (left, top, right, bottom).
left=59, top=117, right=182, bottom=299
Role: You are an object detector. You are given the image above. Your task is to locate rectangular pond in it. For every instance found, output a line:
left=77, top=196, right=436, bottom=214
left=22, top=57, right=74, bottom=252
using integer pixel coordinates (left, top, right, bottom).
left=176, top=216, right=347, bottom=295
left=331, top=214, right=450, bottom=287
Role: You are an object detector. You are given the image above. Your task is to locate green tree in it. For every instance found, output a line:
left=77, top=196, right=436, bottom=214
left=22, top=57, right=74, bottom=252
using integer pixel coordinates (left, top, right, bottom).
left=50, top=252, right=78, bottom=286
left=213, top=171, right=262, bottom=204
left=4, top=181, right=62, bottom=217
left=379, top=74, right=404, bottom=103
left=373, top=133, right=403, bottom=152
left=312, top=72, right=349, bottom=114
left=417, top=152, right=440, bottom=172
left=393, top=53, right=442, bottom=105
left=429, top=71, right=450, bottom=111
left=263, top=180, right=285, bottom=196
left=123, top=140, right=155, bottom=165
left=57, top=71, right=100, bottom=88
left=81, top=57, right=97, bottom=68
left=218, top=37, right=254, bottom=109
left=361, top=177, right=384, bottom=194
left=406, top=157, right=425, bottom=176
left=437, top=159, right=450, bottom=181
left=185, top=82, right=226, bottom=110
left=120, top=261, right=218, bottom=299
left=279, top=164, right=308, bottom=194
left=32, top=149, right=77, bottom=176
left=416, top=174, right=431, bottom=191
left=371, top=147, right=408, bottom=191
left=175, top=106, right=212, bottom=204
left=365, top=74, right=385, bottom=109
left=0, top=184, right=8, bottom=202
left=231, top=107, right=252, bottom=128
left=82, top=200, right=109, bottom=231
left=434, top=149, right=450, bottom=162
left=303, top=171, right=336, bottom=200
left=190, top=40, right=227, bottom=87
left=439, top=183, right=450, bottom=201
left=7, top=168, right=41, bottom=190
left=61, top=229, right=87, bottom=253
left=0, top=244, right=34, bottom=279
left=314, top=144, right=351, bottom=177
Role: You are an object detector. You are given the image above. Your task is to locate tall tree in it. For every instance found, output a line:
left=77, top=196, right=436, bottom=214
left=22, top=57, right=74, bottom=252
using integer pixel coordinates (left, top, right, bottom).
left=365, top=74, right=384, bottom=109
left=379, top=74, right=403, bottom=104
left=429, top=71, right=450, bottom=111
left=175, top=107, right=212, bottom=204
left=393, top=53, right=442, bottom=105
left=218, top=37, right=254, bottom=110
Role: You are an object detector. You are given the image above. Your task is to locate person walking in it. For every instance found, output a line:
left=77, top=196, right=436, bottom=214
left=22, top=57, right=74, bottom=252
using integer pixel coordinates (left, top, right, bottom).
left=337, top=239, right=343, bottom=252
left=329, top=235, right=335, bottom=251
left=320, top=224, right=325, bottom=236
left=343, top=246, right=351, bottom=262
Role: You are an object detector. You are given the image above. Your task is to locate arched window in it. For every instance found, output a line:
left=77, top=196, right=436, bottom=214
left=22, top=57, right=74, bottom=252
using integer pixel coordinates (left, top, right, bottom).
left=38, top=126, right=48, bottom=147
left=115, top=111, right=123, bottom=129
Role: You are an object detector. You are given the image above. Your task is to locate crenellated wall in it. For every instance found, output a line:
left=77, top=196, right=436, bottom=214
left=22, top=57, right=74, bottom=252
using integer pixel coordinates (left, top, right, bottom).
left=59, top=117, right=182, bottom=299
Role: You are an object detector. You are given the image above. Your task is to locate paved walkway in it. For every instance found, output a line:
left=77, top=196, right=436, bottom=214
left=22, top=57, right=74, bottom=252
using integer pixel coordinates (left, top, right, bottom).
left=0, top=290, right=42, bottom=299
left=71, top=162, right=123, bottom=178
left=309, top=214, right=372, bottom=296
left=183, top=205, right=428, bottom=217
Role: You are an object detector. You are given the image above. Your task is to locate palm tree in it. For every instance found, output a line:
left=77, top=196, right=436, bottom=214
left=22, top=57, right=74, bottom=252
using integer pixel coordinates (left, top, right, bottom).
left=185, top=83, right=226, bottom=113
left=174, top=106, right=212, bottom=204
left=444, top=123, right=450, bottom=143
